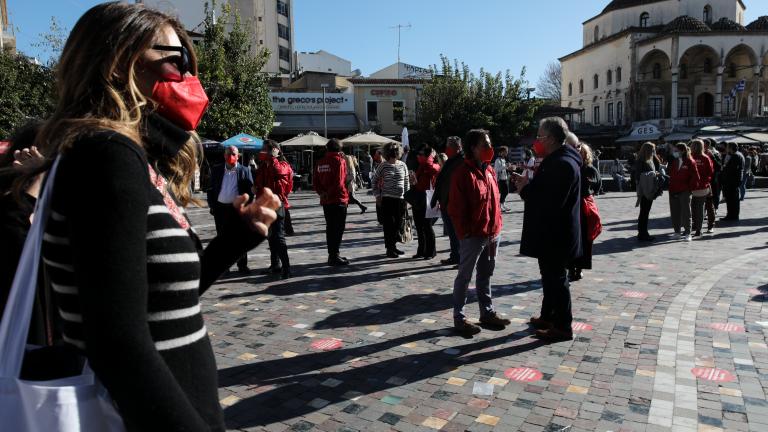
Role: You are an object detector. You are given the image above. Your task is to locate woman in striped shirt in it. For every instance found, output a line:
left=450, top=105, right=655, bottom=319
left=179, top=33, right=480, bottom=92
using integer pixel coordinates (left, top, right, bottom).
left=20, top=4, right=279, bottom=431
left=372, top=142, right=410, bottom=258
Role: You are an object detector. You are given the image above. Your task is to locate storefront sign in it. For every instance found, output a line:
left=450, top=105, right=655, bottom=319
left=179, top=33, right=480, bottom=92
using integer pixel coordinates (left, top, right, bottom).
left=270, top=92, right=354, bottom=113
left=370, top=89, right=398, bottom=97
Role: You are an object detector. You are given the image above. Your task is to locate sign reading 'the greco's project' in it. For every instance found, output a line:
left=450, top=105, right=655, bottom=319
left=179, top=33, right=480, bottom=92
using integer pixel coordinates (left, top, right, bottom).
left=270, top=92, right=355, bottom=113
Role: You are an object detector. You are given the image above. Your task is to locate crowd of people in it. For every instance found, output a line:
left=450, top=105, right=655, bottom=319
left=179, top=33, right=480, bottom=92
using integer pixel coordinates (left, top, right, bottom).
left=0, top=3, right=762, bottom=431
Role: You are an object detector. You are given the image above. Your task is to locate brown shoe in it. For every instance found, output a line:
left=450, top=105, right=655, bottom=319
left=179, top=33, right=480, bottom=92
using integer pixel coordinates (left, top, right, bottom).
left=529, top=316, right=553, bottom=330
left=479, top=313, right=511, bottom=328
left=454, top=319, right=481, bottom=337
left=534, top=327, right=573, bottom=342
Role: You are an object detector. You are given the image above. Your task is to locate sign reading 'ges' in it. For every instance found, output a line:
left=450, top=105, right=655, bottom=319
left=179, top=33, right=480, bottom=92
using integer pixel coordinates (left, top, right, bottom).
left=270, top=92, right=354, bottom=113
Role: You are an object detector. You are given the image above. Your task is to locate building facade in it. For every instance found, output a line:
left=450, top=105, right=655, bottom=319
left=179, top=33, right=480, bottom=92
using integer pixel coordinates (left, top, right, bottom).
left=560, top=0, right=768, bottom=130
left=296, top=50, right=354, bottom=77
left=138, top=0, right=294, bottom=74
left=0, top=0, right=15, bottom=53
left=349, top=78, right=425, bottom=136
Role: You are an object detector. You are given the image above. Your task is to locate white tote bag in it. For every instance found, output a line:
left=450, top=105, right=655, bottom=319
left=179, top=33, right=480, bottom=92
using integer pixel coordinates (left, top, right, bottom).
left=424, top=187, right=441, bottom=219
left=0, top=157, right=125, bottom=432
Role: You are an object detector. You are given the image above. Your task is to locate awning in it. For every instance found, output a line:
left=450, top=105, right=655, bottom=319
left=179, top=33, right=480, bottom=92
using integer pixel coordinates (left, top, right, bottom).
left=279, top=131, right=328, bottom=147
left=273, top=113, right=359, bottom=135
left=744, top=132, right=768, bottom=143
left=342, top=131, right=400, bottom=147
left=663, top=132, right=694, bottom=142
left=702, top=135, right=758, bottom=144
left=221, top=133, right=264, bottom=150
left=616, top=133, right=662, bottom=142
left=616, top=123, right=662, bottom=142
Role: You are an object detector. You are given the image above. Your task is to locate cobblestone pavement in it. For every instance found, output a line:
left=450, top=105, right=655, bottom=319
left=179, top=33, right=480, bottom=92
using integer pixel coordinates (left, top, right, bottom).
left=187, top=188, right=768, bottom=432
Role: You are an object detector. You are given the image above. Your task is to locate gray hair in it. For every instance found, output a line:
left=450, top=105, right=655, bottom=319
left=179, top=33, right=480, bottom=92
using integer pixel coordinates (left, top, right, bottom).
left=539, top=117, right=569, bottom=144
left=224, top=145, right=239, bottom=155
left=382, top=141, right=403, bottom=160
left=446, top=136, right=462, bottom=149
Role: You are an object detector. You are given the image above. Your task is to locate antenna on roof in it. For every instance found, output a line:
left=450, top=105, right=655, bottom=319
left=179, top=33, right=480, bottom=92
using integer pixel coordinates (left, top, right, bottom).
left=389, top=23, right=412, bottom=65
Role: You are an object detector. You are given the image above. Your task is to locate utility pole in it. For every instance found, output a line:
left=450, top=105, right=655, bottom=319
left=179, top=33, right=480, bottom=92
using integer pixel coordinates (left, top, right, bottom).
left=389, top=23, right=412, bottom=65
left=321, top=83, right=329, bottom=138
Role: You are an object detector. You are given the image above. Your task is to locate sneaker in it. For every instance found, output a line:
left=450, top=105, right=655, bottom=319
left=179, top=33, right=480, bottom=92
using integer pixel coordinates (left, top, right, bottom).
left=534, top=328, right=574, bottom=342
left=454, top=319, right=481, bottom=337
left=684, top=235, right=692, bottom=242
left=693, top=231, right=702, bottom=237
left=529, top=316, right=553, bottom=330
left=479, top=313, right=511, bottom=328
left=441, top=258, right=459, bottom=266
left=328, top=257, right=349, bottom=266
left=706, top=227, right=714, bottom=234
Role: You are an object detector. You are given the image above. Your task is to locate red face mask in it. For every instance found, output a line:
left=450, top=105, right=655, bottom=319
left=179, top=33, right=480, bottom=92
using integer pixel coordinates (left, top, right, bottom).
left=479, top=147, right=494, bottom=163
left=445, top=147, right=457, bottom=158
left=533, top=140, right=546, bottom=157
left=226, top=154, right=238, bottom=166
left=152, top=75, right=209, bottom=131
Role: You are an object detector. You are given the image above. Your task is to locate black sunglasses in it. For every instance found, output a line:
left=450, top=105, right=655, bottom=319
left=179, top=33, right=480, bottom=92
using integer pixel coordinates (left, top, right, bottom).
left=151, top=44, right=191, bottom=77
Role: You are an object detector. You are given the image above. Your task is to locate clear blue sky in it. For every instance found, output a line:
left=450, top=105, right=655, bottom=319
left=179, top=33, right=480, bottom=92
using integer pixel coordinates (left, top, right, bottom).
left=7, top=1, right=763, bottom=93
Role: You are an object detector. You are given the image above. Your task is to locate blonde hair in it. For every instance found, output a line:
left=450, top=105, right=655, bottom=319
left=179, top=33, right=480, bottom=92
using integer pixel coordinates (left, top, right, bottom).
left=579, top=143, right=594, bottom=166
left=639, top=142, right=656, bottom=162
left=690, top=139, right=704, bottom=155
left=26, top=2, right=201, bottom=205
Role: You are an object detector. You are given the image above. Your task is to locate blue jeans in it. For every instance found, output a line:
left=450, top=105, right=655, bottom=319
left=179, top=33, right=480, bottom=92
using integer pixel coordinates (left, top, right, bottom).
left=441, top=208, right=459, bottom=261
left=453, top=237, right=497, bottom=324
left=739, top=175, right=748, bottom=200
left=612, top=174, right=624, bottom=192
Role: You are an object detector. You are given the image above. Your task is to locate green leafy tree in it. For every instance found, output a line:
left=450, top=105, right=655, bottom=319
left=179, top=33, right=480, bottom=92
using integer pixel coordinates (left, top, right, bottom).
left=414, top=55, right=542, bottom=150
left=0, top=53, right=55, bottom=138
left=196, top=1, right=274, bottom=140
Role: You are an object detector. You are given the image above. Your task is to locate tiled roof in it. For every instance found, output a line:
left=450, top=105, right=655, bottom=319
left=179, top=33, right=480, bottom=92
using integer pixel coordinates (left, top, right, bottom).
left=746, top=16, right=768, bottom=31
left=602, top=0, right=666, bottom=14
left=662, top=16, right=711, bottom=34
left=710, top=17, right=746, bottom=32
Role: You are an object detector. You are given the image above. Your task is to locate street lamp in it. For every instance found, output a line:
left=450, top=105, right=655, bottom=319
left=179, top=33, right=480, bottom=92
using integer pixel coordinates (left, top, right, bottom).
left=320, top=83, right=330, bottom=138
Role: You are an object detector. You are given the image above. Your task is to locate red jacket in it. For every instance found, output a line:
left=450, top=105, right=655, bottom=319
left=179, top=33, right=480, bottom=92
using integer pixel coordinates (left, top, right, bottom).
left=692, top=154, right=713, bottom=190
left=668, top=157, right=700, bottom=193
left=414, top=157, right=440, bottom=192
left=254, top=157, right=293, bottom=208
left=447, top=159, right=502, bottom=240
left=314, top=152, right=349, bottom=205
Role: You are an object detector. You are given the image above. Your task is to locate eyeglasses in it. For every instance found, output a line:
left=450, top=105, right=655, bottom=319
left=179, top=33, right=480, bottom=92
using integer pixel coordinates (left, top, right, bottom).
left=151, top=44, right=191, bottom=77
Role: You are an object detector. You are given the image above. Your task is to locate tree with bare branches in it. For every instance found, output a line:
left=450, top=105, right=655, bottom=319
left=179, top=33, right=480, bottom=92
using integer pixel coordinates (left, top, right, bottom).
left=536, top=62, right=562, bottom=103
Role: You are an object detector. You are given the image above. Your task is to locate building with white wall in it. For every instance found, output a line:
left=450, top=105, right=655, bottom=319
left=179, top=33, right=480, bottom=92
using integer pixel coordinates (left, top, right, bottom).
left=560, top=0, right=768, bottom=130
left=296, top=50, right=353, bottom=76
left=138, top=0, right=294, bottom=74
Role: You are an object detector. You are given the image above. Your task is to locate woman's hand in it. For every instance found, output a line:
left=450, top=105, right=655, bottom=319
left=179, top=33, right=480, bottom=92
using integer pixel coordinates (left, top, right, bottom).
left=232, top=188, right=281, bottom=236
left=13, top=146, right=44, bottom=170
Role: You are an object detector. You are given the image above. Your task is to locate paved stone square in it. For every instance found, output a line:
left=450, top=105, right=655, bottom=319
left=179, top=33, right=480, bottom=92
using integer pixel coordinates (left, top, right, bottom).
left=186, top=187, right=768, bottom=432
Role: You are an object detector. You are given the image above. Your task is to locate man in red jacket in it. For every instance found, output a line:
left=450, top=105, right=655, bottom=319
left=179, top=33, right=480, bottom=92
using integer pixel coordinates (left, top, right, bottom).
left=314, top=138, right=350, bottom=266
left=448, top=129, right=511, bottom=336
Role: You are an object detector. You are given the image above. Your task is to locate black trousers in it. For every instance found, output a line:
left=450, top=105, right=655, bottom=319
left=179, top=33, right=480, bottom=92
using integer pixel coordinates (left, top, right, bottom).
left=498, top=178, right=509, bottom=204
left=212, top=203, right=249, bottom=270
left=538, top=258, right=572, bottom=332
left=711, top=181, right=721, bottom=210
left=284, top=208, right=294, bottom=235
left=380, top=197, right=405, bottom=252
left=268, top=212, right=290, bottom=270
left=571, top=214, right=592, bottom=270
left=723, top=184, right=740, bottom=219
left=637, top=196, right=653, bottom=237
left=412, top=204, right=436, bottom=257
left=322, top=204, right=347, bottom=258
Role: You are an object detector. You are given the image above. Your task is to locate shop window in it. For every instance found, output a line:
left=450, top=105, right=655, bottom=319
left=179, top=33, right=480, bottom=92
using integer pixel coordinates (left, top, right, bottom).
left=367, top=101, right=378, bottom=122
left=393, top=101, right=404, bottom=122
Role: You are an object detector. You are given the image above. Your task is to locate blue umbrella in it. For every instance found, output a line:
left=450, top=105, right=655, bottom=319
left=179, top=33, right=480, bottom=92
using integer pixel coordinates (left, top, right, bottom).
left=221, top=133, right=264, bottom=151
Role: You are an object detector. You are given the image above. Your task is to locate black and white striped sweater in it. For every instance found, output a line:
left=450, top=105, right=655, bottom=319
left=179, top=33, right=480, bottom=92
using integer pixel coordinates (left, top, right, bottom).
left=372, top=160, right=410, bottom=199
left=42, top=131, right=263, bottom=432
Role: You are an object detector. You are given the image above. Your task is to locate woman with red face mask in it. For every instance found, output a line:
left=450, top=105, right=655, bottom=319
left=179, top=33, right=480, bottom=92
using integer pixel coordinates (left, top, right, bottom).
left=8, top=3, right=280, bottom=431
left=410, top=145, right=440, bottom=259
left=254, top=140, right=293, bottom=279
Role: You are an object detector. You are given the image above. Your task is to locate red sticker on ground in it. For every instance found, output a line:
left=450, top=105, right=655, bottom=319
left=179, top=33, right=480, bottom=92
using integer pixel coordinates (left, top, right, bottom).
left=623, top=291, right=648, bottom=299
left=310, top=338, right=343, bottom=351
left=504, top=367, right=543, bottom=382
left=691, top=368, right=736, bottom=382
left=709, top=323, right=745, bottom=333
left=571, top=322, right=593, bottom=332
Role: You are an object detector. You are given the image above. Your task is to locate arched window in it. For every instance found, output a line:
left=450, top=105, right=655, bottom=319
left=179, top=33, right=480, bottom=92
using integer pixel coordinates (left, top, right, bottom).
left=680, top=63, right=688, bottom=79
left=652, top=63, right=661, bottom=79
left=607, top=69, right=613, bottom=85
left=703, top=5, right=712, bottom=23
left=704, top=58, right=712, bottom=74
left=579, top=79, right=584, bottom=93
left=594, top=26, right=600, bottom=43
left=616, top=101, right=623, bottom=125
left=640, top=12, right=650, bottom=28
left=593, top=74, right=599, bottom=89
left=729, top=62, right=737, bottom=78
left=616, top=67, right=622, bottom=82
left=568, top=82, right=573, bottom=96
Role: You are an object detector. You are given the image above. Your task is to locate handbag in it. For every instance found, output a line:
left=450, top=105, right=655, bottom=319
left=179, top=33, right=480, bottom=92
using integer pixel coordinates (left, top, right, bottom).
left=692, top=186, right=711, bottom=198
left=398, top=206, right=413, bottom=244
left=0, top=156, right=126, bottom=432
left=424, top=187, right=440, bottom=219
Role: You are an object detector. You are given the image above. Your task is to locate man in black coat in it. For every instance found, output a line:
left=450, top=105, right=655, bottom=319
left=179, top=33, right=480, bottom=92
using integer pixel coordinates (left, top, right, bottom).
left=431, top=136, right=464, bottom=265
left=513, top=117, right=582, bottom=341
left=721, top=142, right=744, bottom=222
left=208, top=145, right=255, bottom=272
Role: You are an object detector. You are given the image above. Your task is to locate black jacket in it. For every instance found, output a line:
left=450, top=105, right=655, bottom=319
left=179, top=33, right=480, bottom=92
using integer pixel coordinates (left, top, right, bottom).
left=431, top=152, right=464, bottom=208
left=519, top=145, right=582, bottom=262
left=207, top=162, right=254, bottom=212
left=722, top=151, right=744, bottom=187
